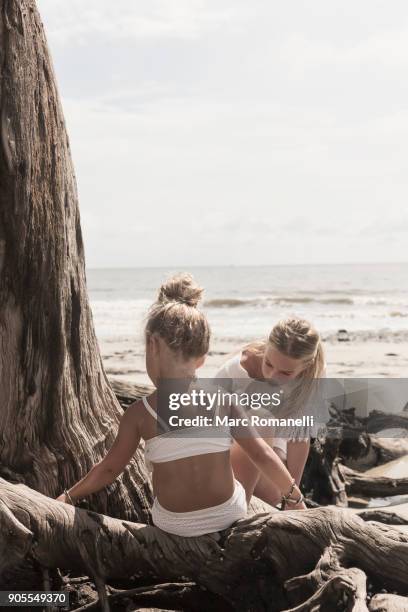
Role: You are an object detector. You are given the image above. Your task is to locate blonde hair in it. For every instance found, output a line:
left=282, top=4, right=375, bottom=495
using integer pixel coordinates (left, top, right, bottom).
left=268, top=317, right=325, bottom=379
left=245, top=317, right=325, bottom=412
left=145, top=273, right=210, bottom=360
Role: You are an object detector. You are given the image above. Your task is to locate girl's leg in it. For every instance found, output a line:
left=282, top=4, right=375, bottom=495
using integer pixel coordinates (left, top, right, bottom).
left=230, top=441, right=261, bottom=503
left=252, top=446, right=287, bottom=506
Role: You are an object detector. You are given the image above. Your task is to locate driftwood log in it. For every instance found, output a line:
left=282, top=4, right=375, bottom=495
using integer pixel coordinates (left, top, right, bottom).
left=1, top=477, right=408, bottom=612
left=302, top=404, right=408, bottom=507
left=341, top=465, right=408, bottom=498
left=326, top=406, right=408, bottom=469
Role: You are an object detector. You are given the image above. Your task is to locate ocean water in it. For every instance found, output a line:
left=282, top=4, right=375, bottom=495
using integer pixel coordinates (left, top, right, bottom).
left=87, top=263, right=408, bottom=345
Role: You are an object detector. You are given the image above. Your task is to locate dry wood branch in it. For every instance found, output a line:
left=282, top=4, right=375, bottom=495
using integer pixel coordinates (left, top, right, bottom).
left=284, top=546, right=369, bottom=611
left=341, top=465, right=408, bottom=498
left=369, top=593, right=408, bottom=611
left=1, top=478, right=407, bottom=612
left=358, top=510, right=408, bottom=525
left=365, top=411, right=408, bottom=435
left=75, top=582, right=229, bottom=612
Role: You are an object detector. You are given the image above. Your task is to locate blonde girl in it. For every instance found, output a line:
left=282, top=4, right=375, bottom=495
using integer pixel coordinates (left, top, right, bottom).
left=215, top=317, right=325, bottom=506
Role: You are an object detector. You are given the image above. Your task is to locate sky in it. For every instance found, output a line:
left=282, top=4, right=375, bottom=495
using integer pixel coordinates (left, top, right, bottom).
left=37, top=0, right=408, bottom=268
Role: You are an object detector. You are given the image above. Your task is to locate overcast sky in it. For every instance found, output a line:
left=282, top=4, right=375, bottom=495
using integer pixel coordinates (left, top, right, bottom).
left=37, top=0, right=408, bottom=268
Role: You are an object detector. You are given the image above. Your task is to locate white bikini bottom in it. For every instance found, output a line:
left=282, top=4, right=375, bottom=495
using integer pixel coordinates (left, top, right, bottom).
left=151, top=479, right=248, bottom=537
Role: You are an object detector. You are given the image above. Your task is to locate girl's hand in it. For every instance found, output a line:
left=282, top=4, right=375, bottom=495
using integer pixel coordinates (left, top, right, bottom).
left=56, top=492, right=69, bottom=504
left=291, top=500, right=307, bottom=510
left=284, top=497, right=306, bottom=510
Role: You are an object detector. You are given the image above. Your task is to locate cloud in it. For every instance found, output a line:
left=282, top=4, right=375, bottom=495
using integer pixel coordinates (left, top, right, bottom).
left=34, top=0, right=408, bottom=266
left=280, top=29, right=408, bottom=71
left=37, top=0, right=242, bottom=45
left=362, top=215, right=408, bottom=236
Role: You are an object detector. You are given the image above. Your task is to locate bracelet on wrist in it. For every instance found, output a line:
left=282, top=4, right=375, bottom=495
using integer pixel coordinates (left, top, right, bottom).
left=281, top=478, right=296, bottom=502
left=64, top=489, right=75, bottom=505
left=285, top=492, right=304, bottom=506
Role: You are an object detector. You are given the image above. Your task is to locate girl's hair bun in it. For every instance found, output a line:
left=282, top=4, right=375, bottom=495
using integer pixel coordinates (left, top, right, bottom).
left=157, top=273, right=203, bottom=308
left=146, top=273, right=210, bottom=359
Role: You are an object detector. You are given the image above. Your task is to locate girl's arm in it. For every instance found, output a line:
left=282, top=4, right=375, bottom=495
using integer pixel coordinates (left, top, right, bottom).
left=234, top=434, right=306, bottom=509
left=230, top=400, right=306, bottom=509
left=286, top=439, right=310, bottom=485
left=56, top=404, right=141, bottom=504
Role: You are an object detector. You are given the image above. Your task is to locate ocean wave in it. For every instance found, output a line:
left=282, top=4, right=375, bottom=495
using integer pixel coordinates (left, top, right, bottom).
left=90, top=295, right=406, bottom=310
left=204, top=298, right=256, bottom=307
left=204, top=296, right=355, bottom=308
left=275, top=296, right=354, bottom=305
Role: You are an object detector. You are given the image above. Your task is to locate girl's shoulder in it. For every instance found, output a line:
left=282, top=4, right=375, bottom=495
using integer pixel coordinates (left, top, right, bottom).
left=215, top=349, right=246, bottom=377
left=214, top=349, right=255, bottom=397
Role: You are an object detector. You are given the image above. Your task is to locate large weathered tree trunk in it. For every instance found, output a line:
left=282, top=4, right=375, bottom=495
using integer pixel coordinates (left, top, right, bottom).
left=0, top=0, right=152, bottom=521
left=1, top=478, right=407, bottom=612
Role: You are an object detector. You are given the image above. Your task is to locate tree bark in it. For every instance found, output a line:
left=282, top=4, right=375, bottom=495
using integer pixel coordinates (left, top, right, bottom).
left=369, top=593, right=408, bottom=612
left=1, top=478, right=407, bottom=612
left=365, top=410, right=408, bottom=434
left=0, top=0, right=152, bottom=521
left=341, top=465, right=408, bottom=498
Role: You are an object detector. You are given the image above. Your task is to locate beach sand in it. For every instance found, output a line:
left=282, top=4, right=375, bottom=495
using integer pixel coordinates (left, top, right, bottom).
left=101, top=337, right=408, bottom=386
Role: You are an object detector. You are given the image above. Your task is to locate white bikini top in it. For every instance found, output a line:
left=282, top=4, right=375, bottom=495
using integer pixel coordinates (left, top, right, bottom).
left=142, top=396, right=233, bottom=469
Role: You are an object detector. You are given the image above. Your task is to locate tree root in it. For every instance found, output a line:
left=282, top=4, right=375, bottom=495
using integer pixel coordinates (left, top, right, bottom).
left=74, top=582, right=229, bottom=612
left=358, top=510, right=408, bottom=525
left=365, top=411, right=408, bottom=435
left=284, top=546, right=369, bottom=611
left=1, top=478, right=408, bottom=612
left=370, top=437, right=408, bottom=467
left=369, top=593, right=408, bottom=611
left=341, top=465, right=408, bottom=497
left=303, top=405, right=408, bottom=506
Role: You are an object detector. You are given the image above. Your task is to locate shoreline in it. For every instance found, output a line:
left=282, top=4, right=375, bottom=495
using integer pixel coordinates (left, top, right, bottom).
left=101, top=335, right=408, bottom=386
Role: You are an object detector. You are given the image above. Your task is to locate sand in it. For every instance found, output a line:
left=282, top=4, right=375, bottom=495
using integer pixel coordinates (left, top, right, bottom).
left=325, top=340, right=408, bottom=378
left=100, top=337, right=408, bottom=386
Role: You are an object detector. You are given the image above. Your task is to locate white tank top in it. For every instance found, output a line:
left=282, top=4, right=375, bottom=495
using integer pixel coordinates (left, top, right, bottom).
left=142, top=396, right=233, bottom=469
left=214, top=350, right=328, bottom=442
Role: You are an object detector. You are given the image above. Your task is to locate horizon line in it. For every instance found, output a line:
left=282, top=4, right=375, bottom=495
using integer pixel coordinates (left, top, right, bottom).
left=85, top=261, right=408, bottom=270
